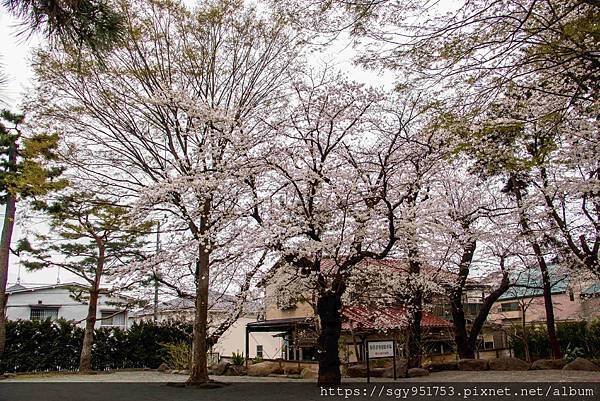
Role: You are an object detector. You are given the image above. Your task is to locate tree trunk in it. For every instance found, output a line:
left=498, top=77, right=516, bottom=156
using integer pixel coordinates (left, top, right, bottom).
left=511, top=178, right=561, bottom=359
left=316, top=291, right=343, bottom=385
left=187, top=243, right=210, bottom=384
left=538, top=261, right=562, bottom=359
left=406, top=300, right=423, bottom=368
left=450, top=295, right=475, bottom=359
left=0, top=140, right=17, bottom=357
left=79, top=288, right=99, bottom=372
left=521, top=305, right=531, bottom=362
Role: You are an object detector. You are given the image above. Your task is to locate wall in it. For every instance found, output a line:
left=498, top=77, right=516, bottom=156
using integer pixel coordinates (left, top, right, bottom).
left=264, top=283, right=315, bottom=320
left=489, top=290, right=600, bottom=326
left=6, top=287, right=128, bottom=328
left=212, top=316, right=283, bottom=360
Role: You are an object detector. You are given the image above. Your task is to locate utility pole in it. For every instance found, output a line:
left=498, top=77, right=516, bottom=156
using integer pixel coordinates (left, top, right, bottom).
left=153, top=219, right=161, bottom=322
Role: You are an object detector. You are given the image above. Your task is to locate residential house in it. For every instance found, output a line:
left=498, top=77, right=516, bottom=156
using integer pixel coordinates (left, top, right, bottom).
left=246, top=258, right=457, bottom=365
left=130, top=294, right=280, bottom=361
left=5, top=282, right=130, bottom=329
left=488, top=266, right=600, bottom=327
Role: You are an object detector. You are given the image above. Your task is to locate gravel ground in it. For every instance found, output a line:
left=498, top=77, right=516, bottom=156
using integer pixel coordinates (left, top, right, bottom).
left=2, top=369, right=599, bottom=382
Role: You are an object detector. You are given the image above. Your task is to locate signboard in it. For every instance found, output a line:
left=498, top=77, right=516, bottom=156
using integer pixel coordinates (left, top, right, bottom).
left=367, top=340, right=394, bottom=358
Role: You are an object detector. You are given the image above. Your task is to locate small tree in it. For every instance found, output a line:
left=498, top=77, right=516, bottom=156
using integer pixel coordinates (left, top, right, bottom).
left=0, top=110, right=66, bottom=356
left=17, top=191, right=151, bottom=372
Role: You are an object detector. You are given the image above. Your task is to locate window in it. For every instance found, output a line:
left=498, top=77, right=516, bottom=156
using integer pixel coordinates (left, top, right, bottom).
left=256, top=345, right=263, bottom=359
left=100, top=311, right=126, bottom=327
left=569, top=289, right=575, bottom=302
left=30, top=307, right=58, bottom=321
left=500, top=302, right=520, bottom=312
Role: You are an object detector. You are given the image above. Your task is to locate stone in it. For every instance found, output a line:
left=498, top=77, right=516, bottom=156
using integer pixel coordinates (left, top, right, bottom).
left=346, top=364, right=367, bottom=378
left=157, top=363, right=169, bottom=372
left=179, top=369, right=189, bottom=375
left=458, top=358, right=489, bottom=371
left=284, top=366, right=303, bottom=375
left=562, top=358, right=600, bottom=371
left=210, top=361, right=230, bottom=376
left=407, top=368, right=430, bottom=377
left=3, top=373, right=16, bottom=379
left=247, top=361, right=283, bottom=377
left=370, top=367, right=388, bottom=377
left=427, top=362, right=458, bottom=372
left=530, top=359, right=566, bottom=370
left=225, top=365, right=247, bottom=376
left=488, top=357, right=530, bottom=371
left=301, top=368, right=318, bottom=379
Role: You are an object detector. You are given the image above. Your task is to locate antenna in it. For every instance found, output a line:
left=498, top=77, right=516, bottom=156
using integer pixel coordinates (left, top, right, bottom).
left=56, top=266, right=61, bottom=284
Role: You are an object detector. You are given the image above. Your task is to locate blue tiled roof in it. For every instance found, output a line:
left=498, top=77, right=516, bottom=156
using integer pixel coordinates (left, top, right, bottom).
left=582, top=283, right=600, bottom=296
left=499, top=265, right=570, bottom=301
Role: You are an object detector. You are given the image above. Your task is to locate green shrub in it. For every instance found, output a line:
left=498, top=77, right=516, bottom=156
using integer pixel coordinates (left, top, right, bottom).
left=0, top=319, right=193, bottom=373
left=162, top=342, right=191, bottom=370
left=231, top=351, right=245, bottom=366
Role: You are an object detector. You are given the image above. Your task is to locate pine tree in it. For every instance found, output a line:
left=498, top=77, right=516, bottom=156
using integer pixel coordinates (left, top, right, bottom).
left=0, top=109, right=67, bottom=356
left=17, top=192, right=151, bottom=372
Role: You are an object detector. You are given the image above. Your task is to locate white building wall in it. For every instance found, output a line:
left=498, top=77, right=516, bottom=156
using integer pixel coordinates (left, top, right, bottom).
left=5, top=287, right=129, bottom=328
left=211, top=316, right=283, bottom=360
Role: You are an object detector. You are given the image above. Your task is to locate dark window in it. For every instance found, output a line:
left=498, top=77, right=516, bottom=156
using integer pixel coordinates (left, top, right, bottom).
left=501, top=302, right=520, bottom=312
left=256, top=345, right=263, bottom=359
left=569, top=289, right=574, bottom=302
left=30, top=307, right=58, bottom=321
left=100, top=311, right=126, bottom=327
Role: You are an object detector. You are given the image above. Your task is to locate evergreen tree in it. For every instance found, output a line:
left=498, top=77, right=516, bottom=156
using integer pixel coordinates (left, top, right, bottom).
left=17, top=192, right=151, bottom=372
left=0, top=109, right=66, bottom=356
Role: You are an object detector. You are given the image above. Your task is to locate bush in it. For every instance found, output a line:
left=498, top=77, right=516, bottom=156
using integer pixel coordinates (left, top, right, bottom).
left=510, top=319, right=600, bottom=361
left=0, top=319, right=193, bottom=373
left=231, top=351, right=245, bottom=366
left=162, top=343, right=191, bottom=370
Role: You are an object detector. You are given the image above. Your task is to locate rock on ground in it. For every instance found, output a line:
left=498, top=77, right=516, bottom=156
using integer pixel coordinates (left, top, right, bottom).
left=488, top=357, right=530, bottom=371
left=346, top=364, right=367, bottom=378
left=407, top=368, right=429, bottom=377
left=300, top=368, right=317, bottom=379
left=562, top=358, right=600, bottom=371
left=247, top=361, right=283, bottom=377
left=283, top=366, right=303, bottom=376
left=458, top=359, right=489, bottom=371
left=427, top=362, right=458, bottom=372
left=530, top=359, right=566, bottom=370
left=209, top=361, right=231, bottom=376
left=157, top=363, right=169, bottom=372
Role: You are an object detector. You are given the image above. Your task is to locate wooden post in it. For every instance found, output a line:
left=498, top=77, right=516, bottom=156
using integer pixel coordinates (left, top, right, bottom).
left=245, top=326, right=250, bottom=368
left=392, top=340, right=397, bottom=381
left=366, top=339, right=370, bottom=383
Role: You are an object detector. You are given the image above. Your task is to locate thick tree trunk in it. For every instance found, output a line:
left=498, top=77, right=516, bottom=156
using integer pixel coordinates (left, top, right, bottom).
left=187, top=244, right=210, bottom=384
left=450, top=296, right=475, bottom=359
left=316, top=291, right=343, bottom=385
left=79, top=288, right=99, bottom=372
left=406, top=299, right=423, bottom=368
left=0, top=140, right=17, bottom=357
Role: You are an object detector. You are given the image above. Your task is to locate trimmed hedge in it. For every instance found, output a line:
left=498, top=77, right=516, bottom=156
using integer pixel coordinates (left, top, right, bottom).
left=0, top=319, right=192, bottom=373
left=510, top=319, right=600, bottom=360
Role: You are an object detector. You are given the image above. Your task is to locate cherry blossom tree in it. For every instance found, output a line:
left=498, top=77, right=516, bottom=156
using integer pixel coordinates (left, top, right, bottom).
left=30, top=0, right=302, bottom=384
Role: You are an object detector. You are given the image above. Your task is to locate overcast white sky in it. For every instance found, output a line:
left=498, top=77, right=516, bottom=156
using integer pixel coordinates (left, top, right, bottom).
left=0, top=2, right=396, bottom=287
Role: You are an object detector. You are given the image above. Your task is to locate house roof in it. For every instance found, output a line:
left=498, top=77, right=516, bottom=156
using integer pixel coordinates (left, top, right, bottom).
left=342, top=306, right=453, bottom=331
left=6, top=282, right=87, bottom=294
left=132, top=291, right=262, bottom=317
left=498, top=265, right=571, bottom=301
left=582, top=283, right=600, bottom=296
